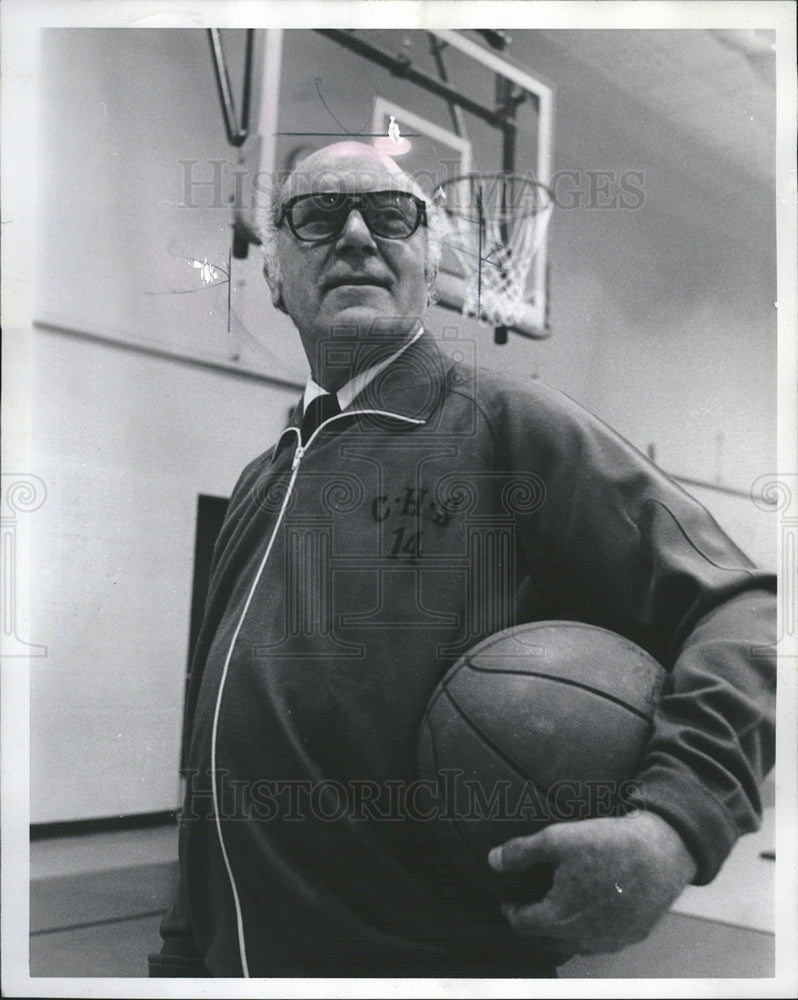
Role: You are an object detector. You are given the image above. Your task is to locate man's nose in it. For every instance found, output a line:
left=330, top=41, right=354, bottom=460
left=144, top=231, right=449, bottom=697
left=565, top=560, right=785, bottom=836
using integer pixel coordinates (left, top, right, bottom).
left=336, top=209, right=376, bottom=249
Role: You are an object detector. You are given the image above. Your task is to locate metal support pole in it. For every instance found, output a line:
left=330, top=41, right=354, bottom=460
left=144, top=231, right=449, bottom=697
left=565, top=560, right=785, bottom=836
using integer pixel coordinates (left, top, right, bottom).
left=208, top=28, right=254, bottom=147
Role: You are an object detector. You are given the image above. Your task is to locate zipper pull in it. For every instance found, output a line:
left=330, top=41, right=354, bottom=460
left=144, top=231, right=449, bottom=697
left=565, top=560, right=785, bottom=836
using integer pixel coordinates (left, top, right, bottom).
left=292, top=444, right=304, bottom=471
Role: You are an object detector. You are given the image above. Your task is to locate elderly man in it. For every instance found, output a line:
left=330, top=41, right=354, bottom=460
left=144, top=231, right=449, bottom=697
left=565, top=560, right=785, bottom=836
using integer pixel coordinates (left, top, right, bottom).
left=151, top=142, right=775, bottom=978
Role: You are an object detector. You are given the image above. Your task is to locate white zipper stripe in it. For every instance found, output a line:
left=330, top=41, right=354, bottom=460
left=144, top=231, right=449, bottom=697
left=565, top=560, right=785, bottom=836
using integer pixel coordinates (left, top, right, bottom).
left=210, top=436, right=305, bottom=978
left=275, top=408, right=425, bottom=457
left=212, top=406, right=425, bottom=976
left=305, top=408, right=425, bottom=447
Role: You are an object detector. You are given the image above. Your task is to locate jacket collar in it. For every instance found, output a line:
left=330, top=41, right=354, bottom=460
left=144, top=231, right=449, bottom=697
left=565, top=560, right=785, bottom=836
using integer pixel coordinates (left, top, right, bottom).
left=272, top=329, right=452, bottom=461
left=303, top=325, right=425, bottom=414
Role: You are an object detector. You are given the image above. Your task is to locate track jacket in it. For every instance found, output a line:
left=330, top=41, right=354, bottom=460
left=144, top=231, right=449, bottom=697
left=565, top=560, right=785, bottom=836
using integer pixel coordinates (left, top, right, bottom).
left=154, top=330, right=776, bottom=977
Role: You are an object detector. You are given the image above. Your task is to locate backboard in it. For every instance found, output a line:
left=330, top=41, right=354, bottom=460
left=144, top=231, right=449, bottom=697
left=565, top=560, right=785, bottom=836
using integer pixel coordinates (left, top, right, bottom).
left=232, top=28, right=555, bottom=340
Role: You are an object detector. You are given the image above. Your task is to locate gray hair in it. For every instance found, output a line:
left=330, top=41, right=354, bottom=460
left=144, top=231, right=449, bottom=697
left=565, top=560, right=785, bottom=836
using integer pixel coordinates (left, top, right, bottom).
left=259, top=171, right=447, bottom=305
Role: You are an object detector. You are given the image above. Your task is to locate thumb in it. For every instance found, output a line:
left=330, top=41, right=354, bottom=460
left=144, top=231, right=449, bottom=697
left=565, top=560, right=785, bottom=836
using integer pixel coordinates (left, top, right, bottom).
left=488, top=826, right=563, bottom=873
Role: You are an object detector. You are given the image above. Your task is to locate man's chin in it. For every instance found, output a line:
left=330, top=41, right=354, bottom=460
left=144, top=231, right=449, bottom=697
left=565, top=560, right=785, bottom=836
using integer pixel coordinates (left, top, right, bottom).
left=324, top=304, right=419, bottom=335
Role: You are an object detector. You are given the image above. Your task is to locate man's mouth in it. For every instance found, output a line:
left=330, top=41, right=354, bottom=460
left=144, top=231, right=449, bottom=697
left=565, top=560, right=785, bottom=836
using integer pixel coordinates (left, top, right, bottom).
left=324, top=275, right=389, bottom=291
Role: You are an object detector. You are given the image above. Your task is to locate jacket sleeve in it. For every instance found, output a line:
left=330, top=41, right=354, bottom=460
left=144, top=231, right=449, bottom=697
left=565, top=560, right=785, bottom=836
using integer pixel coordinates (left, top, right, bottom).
left=499, top=381, right=776, bottom=885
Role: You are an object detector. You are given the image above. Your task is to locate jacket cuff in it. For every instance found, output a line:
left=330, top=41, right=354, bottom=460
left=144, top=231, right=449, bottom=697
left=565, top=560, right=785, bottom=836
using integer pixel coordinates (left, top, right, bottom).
left=624, top=762, right=747, bottom=885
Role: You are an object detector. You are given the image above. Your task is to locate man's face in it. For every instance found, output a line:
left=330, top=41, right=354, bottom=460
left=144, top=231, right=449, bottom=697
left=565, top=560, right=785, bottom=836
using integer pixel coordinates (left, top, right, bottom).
left=267, top=144, right=431, bottom=378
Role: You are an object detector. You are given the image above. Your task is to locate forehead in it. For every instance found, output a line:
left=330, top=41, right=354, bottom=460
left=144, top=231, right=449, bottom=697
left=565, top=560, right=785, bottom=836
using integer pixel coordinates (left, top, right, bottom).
left=282, top=146, right=417, bottom=203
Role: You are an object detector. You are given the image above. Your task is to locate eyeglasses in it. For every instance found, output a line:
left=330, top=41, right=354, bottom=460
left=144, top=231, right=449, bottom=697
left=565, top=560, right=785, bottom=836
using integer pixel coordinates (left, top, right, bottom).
left=277, top=191, right=427, bottom=243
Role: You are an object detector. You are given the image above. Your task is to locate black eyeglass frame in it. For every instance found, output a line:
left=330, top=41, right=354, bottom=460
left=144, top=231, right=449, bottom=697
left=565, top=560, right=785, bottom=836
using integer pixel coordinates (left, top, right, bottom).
left=277, top=191, right=428, bottom=244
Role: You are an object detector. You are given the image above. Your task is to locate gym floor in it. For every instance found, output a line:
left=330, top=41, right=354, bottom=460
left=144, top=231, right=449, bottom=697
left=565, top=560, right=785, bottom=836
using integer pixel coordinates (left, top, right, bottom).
left=30, top=802, right=775, bottom=980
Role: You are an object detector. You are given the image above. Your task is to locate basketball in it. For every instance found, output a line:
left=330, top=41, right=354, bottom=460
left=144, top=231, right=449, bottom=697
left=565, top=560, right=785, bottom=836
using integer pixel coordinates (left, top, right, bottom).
left=417, top=621, right=666, bottom=902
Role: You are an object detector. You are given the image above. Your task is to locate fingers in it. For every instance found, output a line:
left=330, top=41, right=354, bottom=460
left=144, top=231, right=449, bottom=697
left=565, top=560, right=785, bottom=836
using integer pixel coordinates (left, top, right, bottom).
left=499, top=899, right=579, bottom=960
left=499, top=898, right=557, bottom=936
left=488, top=824, right=564, bottom=873
left=500, top=894, right=635, bottom=956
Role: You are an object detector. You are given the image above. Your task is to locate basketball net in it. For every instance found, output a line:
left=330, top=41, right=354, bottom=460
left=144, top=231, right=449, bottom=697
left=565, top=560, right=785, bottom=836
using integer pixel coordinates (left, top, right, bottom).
left=439, top=174, right=552, bottom=329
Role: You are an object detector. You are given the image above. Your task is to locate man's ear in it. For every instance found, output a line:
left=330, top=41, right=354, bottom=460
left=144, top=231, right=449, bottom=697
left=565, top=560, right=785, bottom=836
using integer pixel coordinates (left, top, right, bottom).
left=263, top=264, right=287, bottom=314
left=424, top=258, right=439, bottom=308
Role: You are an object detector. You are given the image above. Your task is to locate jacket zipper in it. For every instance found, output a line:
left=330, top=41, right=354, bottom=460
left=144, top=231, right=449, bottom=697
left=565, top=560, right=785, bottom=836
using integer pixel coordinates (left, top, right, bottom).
left=212, top=407, right=424, bottom=976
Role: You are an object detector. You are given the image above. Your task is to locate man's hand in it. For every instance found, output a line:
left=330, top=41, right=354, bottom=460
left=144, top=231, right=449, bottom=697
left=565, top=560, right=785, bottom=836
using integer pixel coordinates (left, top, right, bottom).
left=487, top=811, right=698, bottom=957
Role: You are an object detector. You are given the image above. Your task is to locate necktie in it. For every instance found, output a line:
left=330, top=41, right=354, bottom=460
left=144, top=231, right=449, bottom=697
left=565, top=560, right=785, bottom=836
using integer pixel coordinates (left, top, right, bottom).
left=301, top=392, right=341, bottom=444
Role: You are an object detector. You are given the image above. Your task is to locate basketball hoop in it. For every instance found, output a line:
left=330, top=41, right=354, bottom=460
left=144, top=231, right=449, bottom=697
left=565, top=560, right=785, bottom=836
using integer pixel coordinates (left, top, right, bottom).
left=439, top=173, right=552, bottom=331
